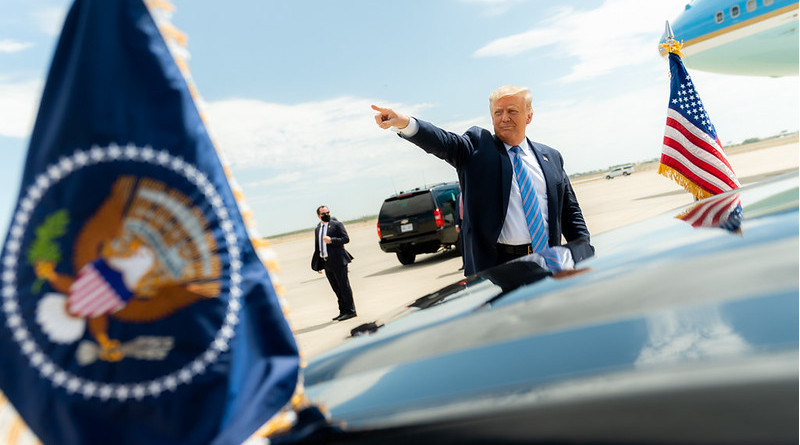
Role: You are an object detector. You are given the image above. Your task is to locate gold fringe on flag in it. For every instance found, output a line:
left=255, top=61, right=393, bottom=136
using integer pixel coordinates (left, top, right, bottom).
left=657, top=163, right=712, bottom=201
left=658, top=38, right=684, bottom=58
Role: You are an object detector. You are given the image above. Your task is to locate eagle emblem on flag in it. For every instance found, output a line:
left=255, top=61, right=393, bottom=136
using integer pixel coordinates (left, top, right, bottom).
left=29, top=168, right=223, bottom=364
left=3, top=143, right=246, bottom=399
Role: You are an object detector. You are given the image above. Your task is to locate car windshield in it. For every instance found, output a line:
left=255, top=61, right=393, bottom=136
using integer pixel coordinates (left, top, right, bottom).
left=379, top=193, right=434, bottom=219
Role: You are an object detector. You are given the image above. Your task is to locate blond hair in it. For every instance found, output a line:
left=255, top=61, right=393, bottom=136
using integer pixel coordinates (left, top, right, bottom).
left=489, top=85, right=532, bottom=111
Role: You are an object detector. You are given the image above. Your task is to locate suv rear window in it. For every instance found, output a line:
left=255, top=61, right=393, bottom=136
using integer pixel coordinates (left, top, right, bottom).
left=433, top=188, right=458, bottom=207
left=380, top=192, right=434, bottom=220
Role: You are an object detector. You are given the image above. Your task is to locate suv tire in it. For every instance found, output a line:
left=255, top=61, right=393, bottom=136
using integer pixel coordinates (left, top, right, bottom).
left=396, top=251, right=416, bottom=265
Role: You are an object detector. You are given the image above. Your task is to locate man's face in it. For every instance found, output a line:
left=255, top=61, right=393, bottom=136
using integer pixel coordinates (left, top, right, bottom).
left=317, top=207, right=330, bottom=221
left=491, top=93, right=532, bottom=146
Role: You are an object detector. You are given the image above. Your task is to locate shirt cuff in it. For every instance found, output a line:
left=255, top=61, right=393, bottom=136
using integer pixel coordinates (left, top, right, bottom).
left=525, top=246, right=575, bottom=273
left=391, top=117, right=419, bottom=137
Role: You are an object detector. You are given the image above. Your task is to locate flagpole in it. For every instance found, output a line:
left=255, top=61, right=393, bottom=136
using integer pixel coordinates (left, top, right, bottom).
left=659, top=20, right=683, bottom=58
left=664, top=20, right=674, bottom=41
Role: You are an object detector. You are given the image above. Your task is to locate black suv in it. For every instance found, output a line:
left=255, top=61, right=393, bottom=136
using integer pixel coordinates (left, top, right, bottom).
left=377, top=182, right=461, bottom=265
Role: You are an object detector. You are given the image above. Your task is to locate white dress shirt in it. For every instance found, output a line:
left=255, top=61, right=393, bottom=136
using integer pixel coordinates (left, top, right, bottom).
left=497, top=141, right=549, bottom=245
left=318, top=222, right=328, bottom=258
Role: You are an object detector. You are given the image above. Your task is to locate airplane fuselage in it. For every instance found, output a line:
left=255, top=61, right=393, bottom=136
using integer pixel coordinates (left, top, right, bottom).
left=664, top=0, right=798, bottom=77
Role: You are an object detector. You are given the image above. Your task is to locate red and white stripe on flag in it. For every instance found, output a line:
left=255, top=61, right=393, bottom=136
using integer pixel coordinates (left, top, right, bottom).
left=661, top=108, right=741, bottom=199
left=677, top=191, right=742, bottom=228
left=68, top=263, right=126, bottom=317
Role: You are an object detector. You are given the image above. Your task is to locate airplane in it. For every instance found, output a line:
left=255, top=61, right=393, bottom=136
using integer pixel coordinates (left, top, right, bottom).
left=661, top=0, right=799, bottom=77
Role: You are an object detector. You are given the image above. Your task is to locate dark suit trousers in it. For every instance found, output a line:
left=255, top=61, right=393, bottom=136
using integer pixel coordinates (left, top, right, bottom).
left=324, top=261, right=355, bottom=315
left=495, top=249, right=529, bottom=266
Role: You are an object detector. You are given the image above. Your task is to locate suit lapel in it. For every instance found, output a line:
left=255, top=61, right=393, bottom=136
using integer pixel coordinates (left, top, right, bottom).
left=314, top=223, right=321, bottom=255
left=495, top=135, right=512, bottom=218
left=327, top=220, right=337, bottom=237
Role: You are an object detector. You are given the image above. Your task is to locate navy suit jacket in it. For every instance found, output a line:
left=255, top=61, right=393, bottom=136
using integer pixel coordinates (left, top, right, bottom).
left=311, top=219, right=353, bottom=272
left=404, top=118, right=592, bottom=275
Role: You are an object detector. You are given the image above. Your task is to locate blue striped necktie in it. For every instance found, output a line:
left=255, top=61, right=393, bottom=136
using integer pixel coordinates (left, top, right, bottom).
left=510, top=145, right=548, bottom=253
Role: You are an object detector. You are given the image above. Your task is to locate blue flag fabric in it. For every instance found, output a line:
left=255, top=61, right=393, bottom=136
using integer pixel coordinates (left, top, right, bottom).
left=0, top=1, right=299, bottom=444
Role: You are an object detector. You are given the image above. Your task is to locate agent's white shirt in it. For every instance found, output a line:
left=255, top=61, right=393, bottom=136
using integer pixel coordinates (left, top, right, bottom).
left=318, top=222, right=328, bottom=258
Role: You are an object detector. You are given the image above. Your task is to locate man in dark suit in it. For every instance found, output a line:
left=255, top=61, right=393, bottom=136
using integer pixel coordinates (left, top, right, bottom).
left=372, top=85, right=593, bottom=275
left=311, top=205, right=356, bottom=321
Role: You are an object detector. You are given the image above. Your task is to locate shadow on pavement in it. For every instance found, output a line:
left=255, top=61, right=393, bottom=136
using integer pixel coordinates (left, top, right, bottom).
left=294, top=321, right=336, bottom=335
left=300, top=275, right=328, bottom=284
left=437, top=269, right=463, bottom=279
left=364, top=249, right=461, bottom=278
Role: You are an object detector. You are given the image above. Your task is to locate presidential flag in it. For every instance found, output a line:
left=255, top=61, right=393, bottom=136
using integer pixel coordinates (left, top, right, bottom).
left=659, top=50, right=741, bottom=200
left=0, top=1, right=299, bottom=444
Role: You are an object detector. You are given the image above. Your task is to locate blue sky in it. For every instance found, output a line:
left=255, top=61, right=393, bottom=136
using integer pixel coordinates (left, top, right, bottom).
left=1, top=0, right=798, bottom=236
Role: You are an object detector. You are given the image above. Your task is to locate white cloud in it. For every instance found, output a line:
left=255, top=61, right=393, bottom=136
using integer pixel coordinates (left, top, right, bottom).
left=0, top=39, right=33, bottom=54
left=688, top=72, right=799, bottom=145
left=0, top=76, right=43, bottom=138
left=474, top=0, right=687, bottom=82
left=533, top=79, right=670, bottom=173
left=33, top=6, right=69, bottom=37
left=204, top=96, right=432, bottom=179
left=245, top=171, right=303, bottom=188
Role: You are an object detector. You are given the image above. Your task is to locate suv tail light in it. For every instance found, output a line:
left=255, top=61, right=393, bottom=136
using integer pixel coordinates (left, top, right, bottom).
left=377, top=221, right=382, bottom=239
left=433, top=208, right=443, bottom=228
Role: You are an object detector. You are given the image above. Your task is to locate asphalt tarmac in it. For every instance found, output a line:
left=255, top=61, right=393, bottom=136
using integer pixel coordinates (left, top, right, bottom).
left=268, top=138, right=799, bottom=360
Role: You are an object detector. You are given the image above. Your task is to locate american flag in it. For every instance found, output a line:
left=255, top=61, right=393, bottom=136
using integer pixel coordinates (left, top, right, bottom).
left=676, top=191, right=743, bottom=233
left=659, top=52, right=740, bottom=200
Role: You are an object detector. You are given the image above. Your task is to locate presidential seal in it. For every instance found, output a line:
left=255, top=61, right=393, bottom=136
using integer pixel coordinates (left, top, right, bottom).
left=2, top=143, right=243, bottom=401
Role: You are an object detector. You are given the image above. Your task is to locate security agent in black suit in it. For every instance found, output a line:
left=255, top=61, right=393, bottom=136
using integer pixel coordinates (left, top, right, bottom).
left=311, top=206, right=356, bottom=321
left=373, top=85, right=593, bottom=276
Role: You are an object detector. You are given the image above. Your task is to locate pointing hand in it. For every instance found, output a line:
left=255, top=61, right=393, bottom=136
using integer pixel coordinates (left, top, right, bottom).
left=372, top=104, right=410, bottom=130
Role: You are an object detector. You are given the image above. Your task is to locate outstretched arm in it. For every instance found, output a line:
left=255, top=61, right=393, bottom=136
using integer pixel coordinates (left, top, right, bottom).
left=372, top=104, right=474, bottom=169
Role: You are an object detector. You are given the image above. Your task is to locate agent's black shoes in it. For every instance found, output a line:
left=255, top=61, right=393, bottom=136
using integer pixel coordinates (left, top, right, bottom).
left=333, top=312, right=357, bottom=322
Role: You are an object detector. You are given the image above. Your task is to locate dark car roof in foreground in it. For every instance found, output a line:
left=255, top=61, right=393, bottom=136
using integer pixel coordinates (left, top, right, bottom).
left=300, top=172, right=799, bottom=444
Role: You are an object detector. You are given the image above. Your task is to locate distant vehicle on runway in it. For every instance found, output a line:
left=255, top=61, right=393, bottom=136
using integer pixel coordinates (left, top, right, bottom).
left=605, top=163, right=635, bottom=179
left=377, top=182, right=461, bottom=265
left=661, top=0, right=799, bottom=77
left=290, top=171, right=799, bottom=445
